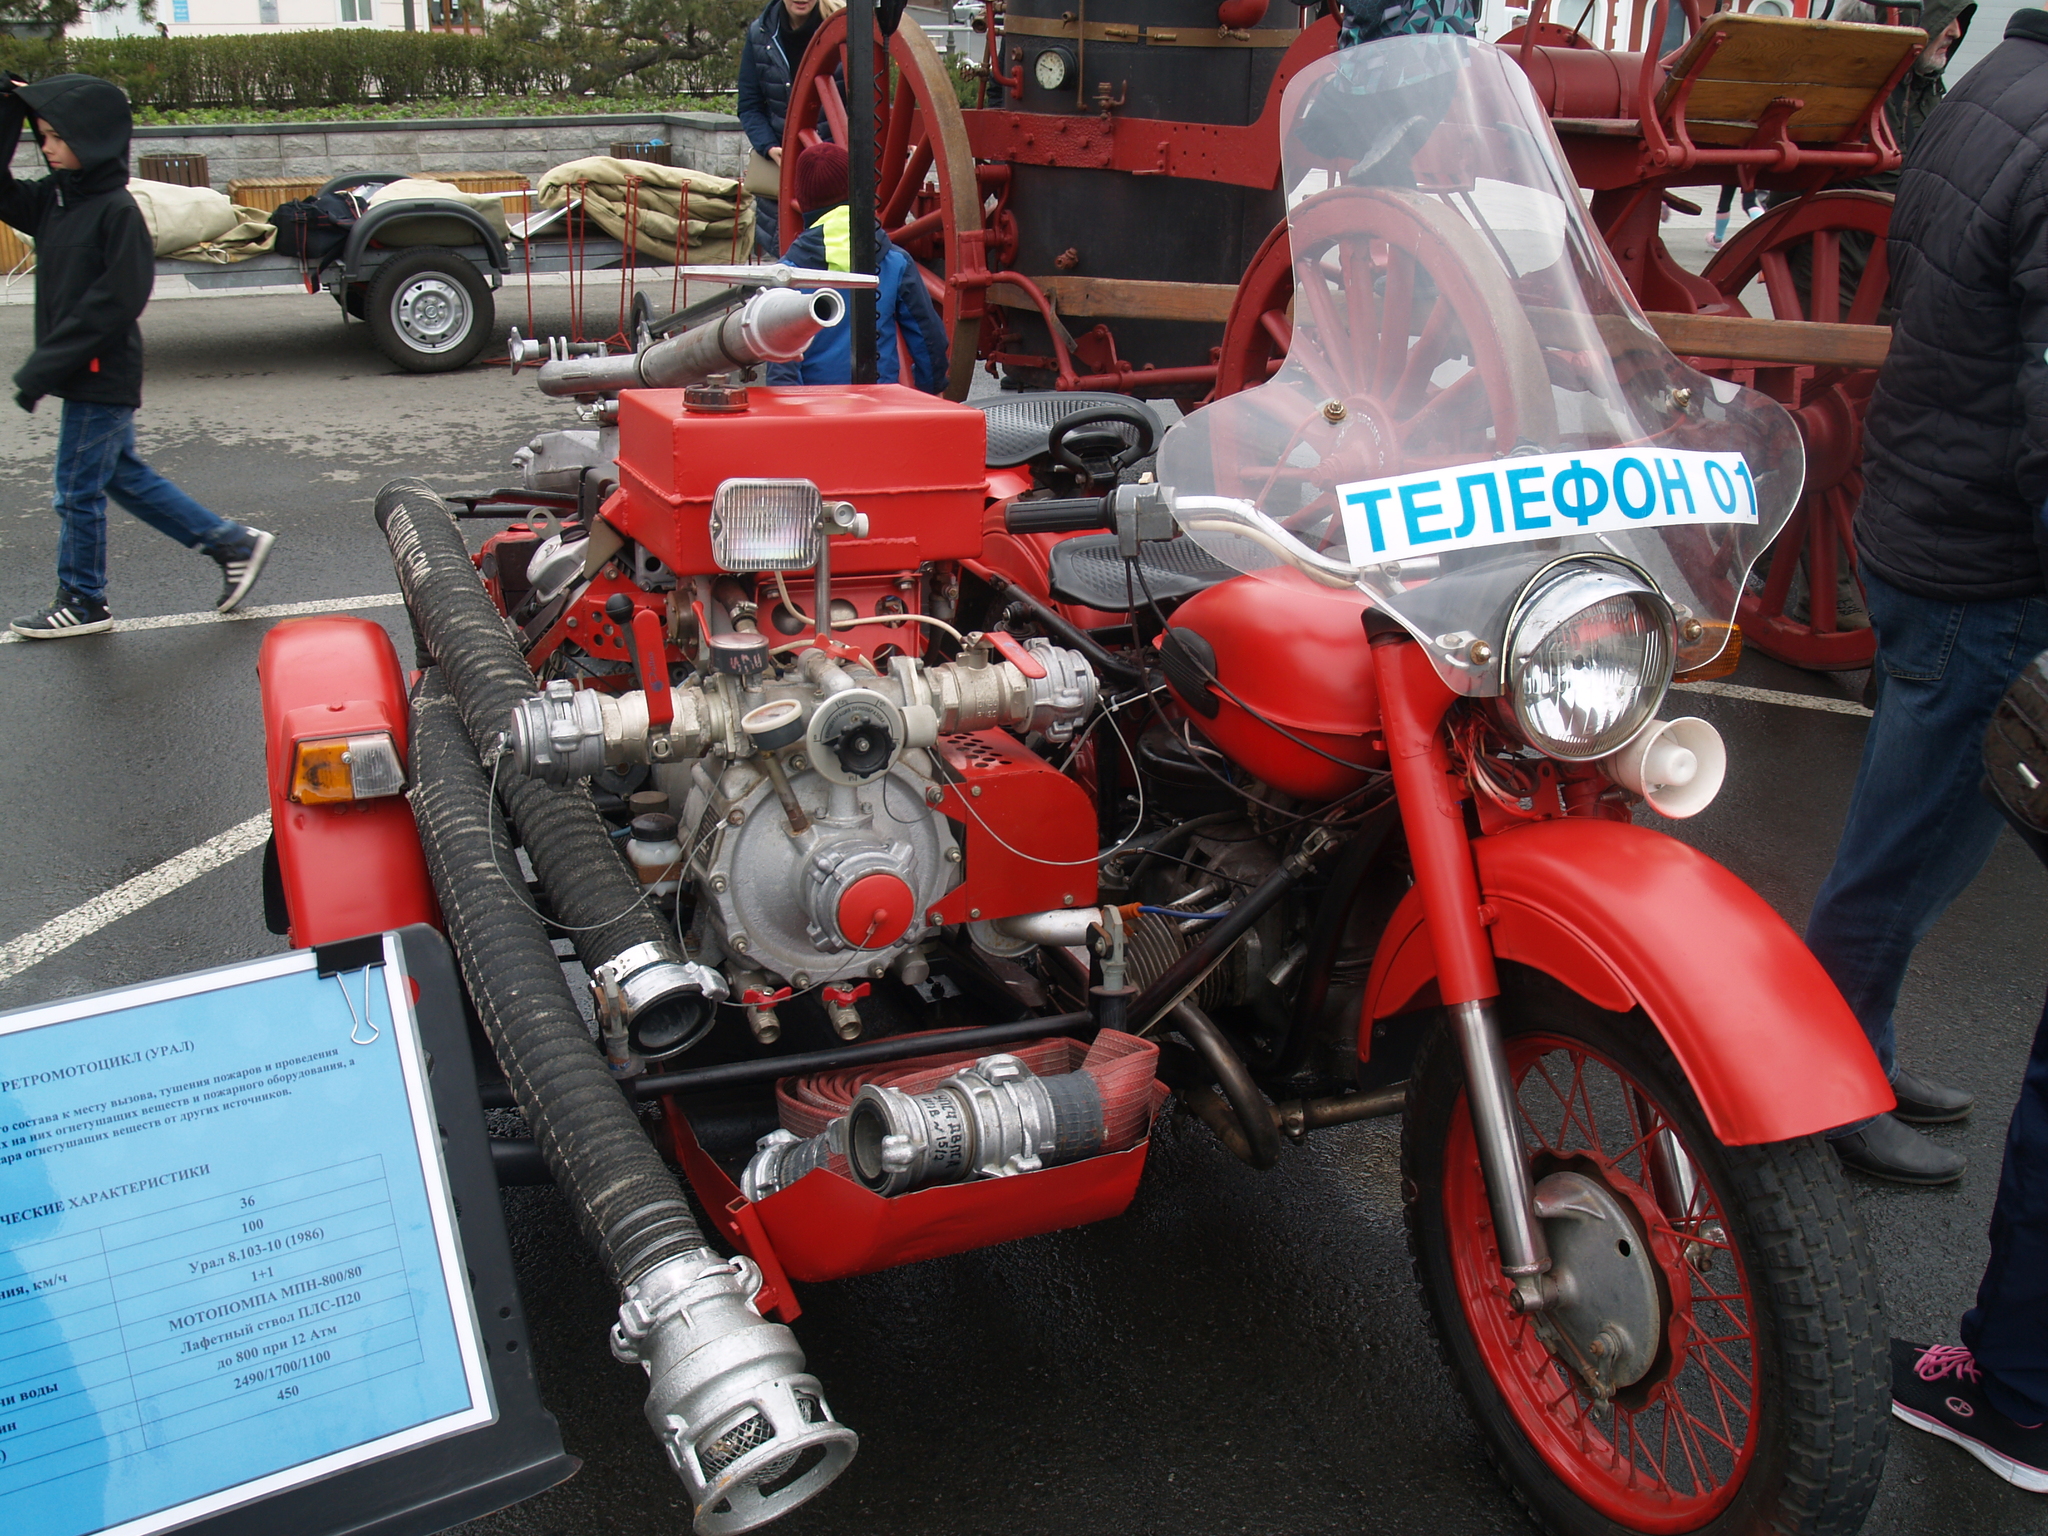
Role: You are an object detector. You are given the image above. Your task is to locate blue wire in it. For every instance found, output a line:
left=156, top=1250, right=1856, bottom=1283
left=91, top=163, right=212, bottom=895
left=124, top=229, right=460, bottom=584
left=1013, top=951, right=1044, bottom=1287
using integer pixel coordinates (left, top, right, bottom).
left=1137, top=905, right=1227, bottom=921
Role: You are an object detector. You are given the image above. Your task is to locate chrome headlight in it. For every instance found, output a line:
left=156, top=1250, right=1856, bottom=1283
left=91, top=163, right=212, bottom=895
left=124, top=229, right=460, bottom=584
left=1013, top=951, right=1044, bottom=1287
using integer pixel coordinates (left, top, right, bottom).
left=1505, top=563, right=1675, bottom=760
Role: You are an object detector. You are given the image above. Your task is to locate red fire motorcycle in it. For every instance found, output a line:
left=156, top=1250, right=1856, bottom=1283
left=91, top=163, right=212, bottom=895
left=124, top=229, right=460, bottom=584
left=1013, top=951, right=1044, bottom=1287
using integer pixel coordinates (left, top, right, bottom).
left=257, top=35, right=1894, bottom=1536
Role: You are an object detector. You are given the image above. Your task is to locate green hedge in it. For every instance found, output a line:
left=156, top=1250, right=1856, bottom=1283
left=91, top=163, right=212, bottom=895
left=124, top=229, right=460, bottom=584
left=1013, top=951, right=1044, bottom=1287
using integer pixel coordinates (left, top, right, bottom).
left=0, top=29, right=735, bottom=110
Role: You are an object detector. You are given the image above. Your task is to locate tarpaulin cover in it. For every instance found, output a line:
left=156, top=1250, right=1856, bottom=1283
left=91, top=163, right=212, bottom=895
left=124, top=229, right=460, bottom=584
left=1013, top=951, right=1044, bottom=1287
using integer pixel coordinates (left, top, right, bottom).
left=535, top=156, right=753, bottom=265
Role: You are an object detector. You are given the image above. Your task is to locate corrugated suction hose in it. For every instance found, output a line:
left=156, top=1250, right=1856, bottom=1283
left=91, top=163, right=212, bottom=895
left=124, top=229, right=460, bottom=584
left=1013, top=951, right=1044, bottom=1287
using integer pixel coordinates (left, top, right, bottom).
left=377, top=477, right=709, bottom=1056
left=408, top=673, right=706, bottom=1286
left=395, top=493, right=855, bottom=1534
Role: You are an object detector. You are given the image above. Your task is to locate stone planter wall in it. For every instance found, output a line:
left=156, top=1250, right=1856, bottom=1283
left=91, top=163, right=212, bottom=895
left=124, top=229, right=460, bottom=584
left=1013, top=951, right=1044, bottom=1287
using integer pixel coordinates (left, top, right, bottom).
left=7, top=111, right=749, bottom=189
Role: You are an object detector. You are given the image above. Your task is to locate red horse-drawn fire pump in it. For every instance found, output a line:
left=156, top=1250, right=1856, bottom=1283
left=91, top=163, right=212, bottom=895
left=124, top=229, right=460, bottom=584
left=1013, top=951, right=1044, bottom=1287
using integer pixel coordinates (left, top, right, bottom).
left=259, top=33, right=1899, bottom=1536
left=775, top=0, right=1921, bottom=670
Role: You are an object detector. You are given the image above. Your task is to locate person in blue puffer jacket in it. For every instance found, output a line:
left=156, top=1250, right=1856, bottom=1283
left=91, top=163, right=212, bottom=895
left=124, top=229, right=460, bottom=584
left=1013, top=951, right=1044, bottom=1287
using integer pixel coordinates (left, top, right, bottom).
left=767, top=142, right=948, bottom=394
left=735, top=0, right=822, bottom=256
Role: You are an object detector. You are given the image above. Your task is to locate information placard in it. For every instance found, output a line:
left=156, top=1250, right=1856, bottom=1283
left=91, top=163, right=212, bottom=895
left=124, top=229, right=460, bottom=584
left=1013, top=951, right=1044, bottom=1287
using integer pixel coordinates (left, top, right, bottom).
left=0, top=937, right=497, bottom=1536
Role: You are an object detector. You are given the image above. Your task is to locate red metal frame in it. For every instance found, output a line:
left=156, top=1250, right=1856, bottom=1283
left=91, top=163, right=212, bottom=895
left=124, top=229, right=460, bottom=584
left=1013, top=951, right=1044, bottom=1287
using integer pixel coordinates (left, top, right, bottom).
left=924, top=729, right=1100, bottom=926
left=1627, top=0, right=1912, bottom=183
left=258, top=617, right=439, bottom=949
left=959, top=17, right=1341, bottom=192
left=1372, top=635, right=1501, bottom=1009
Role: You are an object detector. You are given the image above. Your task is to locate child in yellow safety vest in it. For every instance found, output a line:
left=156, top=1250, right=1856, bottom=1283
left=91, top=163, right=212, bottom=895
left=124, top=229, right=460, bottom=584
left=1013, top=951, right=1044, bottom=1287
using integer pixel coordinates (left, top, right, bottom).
left=767, top=142, right=949, bottom=393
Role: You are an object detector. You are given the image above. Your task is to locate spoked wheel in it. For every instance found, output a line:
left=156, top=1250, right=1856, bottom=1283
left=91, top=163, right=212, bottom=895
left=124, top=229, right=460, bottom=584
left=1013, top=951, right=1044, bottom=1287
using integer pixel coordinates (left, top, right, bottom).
left=1214, top=218, right=1293, bottom=400
left=1210, top=193, right=1555, bottom=484
left=782, top=15, right=986, bottom=399
left=1404, top=967, right=1887, bottom=1536
left=1701, top=191, right=1893, bottom=671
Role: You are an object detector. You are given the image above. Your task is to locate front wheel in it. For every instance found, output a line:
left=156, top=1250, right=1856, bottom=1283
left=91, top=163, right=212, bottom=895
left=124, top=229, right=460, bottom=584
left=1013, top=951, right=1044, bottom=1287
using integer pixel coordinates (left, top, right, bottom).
left=1403, top=966, right=1887, bottom=1536
left=366, top=246, right=493, bottom=372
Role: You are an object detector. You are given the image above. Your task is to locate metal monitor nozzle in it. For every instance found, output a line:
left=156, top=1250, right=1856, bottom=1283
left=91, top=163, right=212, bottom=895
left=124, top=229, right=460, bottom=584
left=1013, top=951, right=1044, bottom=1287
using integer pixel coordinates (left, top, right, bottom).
left=531, top=284, right=849, bottom=400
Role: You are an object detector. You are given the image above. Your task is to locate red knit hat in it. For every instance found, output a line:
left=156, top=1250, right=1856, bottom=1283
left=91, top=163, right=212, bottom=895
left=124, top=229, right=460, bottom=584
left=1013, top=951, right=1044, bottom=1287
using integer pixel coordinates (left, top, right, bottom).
left=795, top=141, right=849, bottom=211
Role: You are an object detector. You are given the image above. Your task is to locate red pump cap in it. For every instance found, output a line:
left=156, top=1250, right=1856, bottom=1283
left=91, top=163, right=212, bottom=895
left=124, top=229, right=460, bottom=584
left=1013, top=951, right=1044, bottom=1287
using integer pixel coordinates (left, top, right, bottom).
left=836, top=874, right=915, bottom=949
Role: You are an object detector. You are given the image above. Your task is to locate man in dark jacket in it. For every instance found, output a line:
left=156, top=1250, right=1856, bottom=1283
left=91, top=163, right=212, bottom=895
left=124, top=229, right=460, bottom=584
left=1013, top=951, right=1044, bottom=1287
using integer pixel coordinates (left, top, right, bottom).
left=1836, top=0, right=1974, bottom=195
left=766, top=142, right=947, bottom=393
left=1, top=74, right=273, bottom=638
left=736, top=0, right=822, bottom=257
left=1802, top=12, right=2048, bottom=1184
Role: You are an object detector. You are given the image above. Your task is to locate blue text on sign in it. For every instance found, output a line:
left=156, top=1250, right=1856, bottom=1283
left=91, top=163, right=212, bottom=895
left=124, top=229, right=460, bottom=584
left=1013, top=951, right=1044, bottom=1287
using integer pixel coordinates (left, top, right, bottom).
left=1337, top=447, right=1758, bottom=563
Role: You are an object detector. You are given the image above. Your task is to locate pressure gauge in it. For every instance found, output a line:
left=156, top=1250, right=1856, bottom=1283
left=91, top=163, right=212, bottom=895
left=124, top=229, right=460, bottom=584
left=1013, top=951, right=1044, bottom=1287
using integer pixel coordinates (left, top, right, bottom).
left=1034, top=48, right=1071, bottom=90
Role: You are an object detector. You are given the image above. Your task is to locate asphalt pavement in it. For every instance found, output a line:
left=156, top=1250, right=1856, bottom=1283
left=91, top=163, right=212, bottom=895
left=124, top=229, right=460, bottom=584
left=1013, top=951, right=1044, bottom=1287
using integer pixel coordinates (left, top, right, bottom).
left=0, top=287, right=2041, bottom=1536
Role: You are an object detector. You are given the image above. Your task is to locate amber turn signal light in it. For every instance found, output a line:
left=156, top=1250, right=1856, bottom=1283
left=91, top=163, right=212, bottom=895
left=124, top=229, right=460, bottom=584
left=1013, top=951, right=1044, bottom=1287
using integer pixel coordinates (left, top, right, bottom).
left=1673, top=621, right=1742, bottom=683
left=290, top=732, right=406, bottom=804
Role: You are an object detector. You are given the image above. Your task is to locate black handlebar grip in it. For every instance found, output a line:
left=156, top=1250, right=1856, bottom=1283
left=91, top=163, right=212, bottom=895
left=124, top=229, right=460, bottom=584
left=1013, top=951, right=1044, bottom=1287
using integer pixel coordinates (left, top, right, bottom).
left=1003, top=497, right=1113, bottom=535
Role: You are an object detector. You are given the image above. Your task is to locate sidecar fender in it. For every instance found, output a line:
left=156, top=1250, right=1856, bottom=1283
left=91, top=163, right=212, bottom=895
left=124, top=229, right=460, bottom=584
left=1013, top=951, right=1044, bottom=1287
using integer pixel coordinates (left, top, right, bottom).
left=260, top=616, right=439, bottom=948
left=1362, top=818, right=1891, bottom=1146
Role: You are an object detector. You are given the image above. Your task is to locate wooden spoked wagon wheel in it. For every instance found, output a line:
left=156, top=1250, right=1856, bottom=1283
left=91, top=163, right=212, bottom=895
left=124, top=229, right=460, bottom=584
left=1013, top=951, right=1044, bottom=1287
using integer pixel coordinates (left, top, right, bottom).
left=1210, top=191, right=1555, bottom=492
left=1701, top=190, right=1894, bottom=671
left=781, top=15, right=985, bottom=400
left=1214, top=219, right=1294, bottom=401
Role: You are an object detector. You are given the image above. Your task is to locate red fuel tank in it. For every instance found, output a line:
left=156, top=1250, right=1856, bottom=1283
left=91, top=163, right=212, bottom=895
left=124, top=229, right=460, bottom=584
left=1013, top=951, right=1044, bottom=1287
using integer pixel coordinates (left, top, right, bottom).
left=1163, top=569, right=1387, bottom=802
left=1514, top=45, right=1657, bottom=120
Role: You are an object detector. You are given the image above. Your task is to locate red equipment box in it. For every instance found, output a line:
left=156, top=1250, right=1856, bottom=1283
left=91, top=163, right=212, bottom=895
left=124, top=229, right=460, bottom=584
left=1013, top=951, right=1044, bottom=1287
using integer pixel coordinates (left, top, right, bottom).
left=666, top=1100, right=1150, bottom=1312
left=612, top=384, right=991, bottom=579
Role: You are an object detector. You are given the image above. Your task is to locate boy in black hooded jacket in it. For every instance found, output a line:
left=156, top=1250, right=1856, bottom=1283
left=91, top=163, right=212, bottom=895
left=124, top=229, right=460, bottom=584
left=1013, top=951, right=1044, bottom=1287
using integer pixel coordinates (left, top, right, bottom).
left=1, top=73, right=273, bottom=638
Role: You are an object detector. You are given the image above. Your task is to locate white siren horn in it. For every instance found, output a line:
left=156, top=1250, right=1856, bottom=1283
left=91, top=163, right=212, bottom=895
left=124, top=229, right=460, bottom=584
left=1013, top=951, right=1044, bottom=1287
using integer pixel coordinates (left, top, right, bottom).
left=1599, top=717, right=1727, bottom=819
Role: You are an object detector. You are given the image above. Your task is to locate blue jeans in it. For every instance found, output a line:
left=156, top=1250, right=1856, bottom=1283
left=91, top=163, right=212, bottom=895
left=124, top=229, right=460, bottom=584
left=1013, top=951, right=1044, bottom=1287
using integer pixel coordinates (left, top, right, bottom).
left=1964, top=987, right=2048, bottom=1423
left=1804, top=568, right=2048, bottom=1129
left=54, top=401, right=239, bottom=606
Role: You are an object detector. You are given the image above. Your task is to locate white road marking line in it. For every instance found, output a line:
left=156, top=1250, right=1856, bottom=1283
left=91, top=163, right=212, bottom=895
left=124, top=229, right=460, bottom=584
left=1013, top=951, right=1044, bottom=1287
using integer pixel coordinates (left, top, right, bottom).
left=0, top=814, right=271, bottom=985
left=1673, top=679, right=1873, bottom=717
left=1, top=592, right=403, bottom=645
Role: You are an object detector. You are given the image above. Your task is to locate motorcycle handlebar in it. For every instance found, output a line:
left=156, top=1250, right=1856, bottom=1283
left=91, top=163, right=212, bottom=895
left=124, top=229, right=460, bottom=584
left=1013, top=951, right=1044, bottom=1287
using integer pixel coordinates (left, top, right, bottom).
left=1003, top=497, right=1113, bottom=535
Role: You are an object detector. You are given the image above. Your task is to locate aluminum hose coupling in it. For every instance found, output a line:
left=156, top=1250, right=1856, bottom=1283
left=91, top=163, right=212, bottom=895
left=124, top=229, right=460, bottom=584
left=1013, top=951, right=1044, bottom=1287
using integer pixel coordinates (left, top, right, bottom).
left=740, top=1123, right=842, bottom=1203
left=611, top=1249, right=857, bottom=1535
left=589, top=944, right=727, bottom=1059
left=846, top=1053, right=1106, bottom=1197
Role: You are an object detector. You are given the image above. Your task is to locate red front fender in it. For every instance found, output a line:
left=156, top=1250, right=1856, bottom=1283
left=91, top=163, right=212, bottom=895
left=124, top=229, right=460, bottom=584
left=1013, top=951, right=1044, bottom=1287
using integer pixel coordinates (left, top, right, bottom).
left=260, top=616, right=439, bottom=948
left=1362, top=818, right=1892, bottom=1145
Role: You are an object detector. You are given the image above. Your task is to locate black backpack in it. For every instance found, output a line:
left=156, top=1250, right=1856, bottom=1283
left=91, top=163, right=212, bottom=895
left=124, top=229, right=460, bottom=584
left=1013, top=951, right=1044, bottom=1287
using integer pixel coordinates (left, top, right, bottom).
left=270, top=189, right=365, bottom=263
left=1985, top=647, right=2048, bottom=837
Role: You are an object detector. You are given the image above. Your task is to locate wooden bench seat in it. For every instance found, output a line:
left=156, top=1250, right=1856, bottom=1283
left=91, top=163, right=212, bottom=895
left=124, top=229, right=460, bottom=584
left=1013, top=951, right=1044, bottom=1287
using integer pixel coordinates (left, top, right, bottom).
left=1656, top=14, right=1922, bottom=146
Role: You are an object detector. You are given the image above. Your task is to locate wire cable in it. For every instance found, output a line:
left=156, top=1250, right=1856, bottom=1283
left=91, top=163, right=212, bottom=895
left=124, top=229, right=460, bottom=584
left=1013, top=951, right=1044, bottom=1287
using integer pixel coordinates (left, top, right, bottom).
left=770, top=570, right=967, bottom=647
left=938, top=702, right=1149, bottom=868
left=486, top=746, right=661, bottom=935
left=1126, top=554, right=1380, bottom=775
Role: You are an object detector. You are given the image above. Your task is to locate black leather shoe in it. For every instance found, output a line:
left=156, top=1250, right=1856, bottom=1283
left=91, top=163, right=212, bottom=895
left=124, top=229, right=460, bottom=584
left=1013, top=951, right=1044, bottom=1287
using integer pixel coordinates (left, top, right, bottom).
left=1891, top=1065, right=1975, bottom=1125
left=1831, top=1113, right=1966, bottom=1185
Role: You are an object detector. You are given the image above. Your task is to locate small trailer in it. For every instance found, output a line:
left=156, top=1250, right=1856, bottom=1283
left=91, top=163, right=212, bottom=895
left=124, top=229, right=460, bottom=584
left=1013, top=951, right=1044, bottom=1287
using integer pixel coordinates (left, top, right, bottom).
left=138, top=171, right=746, bottom=374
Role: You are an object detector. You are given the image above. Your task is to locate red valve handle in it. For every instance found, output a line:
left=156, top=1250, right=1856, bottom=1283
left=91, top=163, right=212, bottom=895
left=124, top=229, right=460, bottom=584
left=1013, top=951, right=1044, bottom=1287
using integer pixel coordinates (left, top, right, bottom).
left=633, top=608, right=673, bottom=728
left=988, top=630, right=1047, bottom=680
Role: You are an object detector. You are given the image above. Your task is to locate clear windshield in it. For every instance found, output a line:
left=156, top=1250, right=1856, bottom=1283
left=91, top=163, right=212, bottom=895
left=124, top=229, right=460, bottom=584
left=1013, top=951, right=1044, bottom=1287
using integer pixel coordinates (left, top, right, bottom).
left=1159, top=35, right=1803, bottom=693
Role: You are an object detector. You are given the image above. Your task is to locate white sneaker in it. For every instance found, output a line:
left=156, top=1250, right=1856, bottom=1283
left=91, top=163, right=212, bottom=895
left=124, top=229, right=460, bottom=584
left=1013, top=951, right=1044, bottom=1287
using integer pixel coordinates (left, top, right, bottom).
left=212, top=527, right=276, bottom=613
